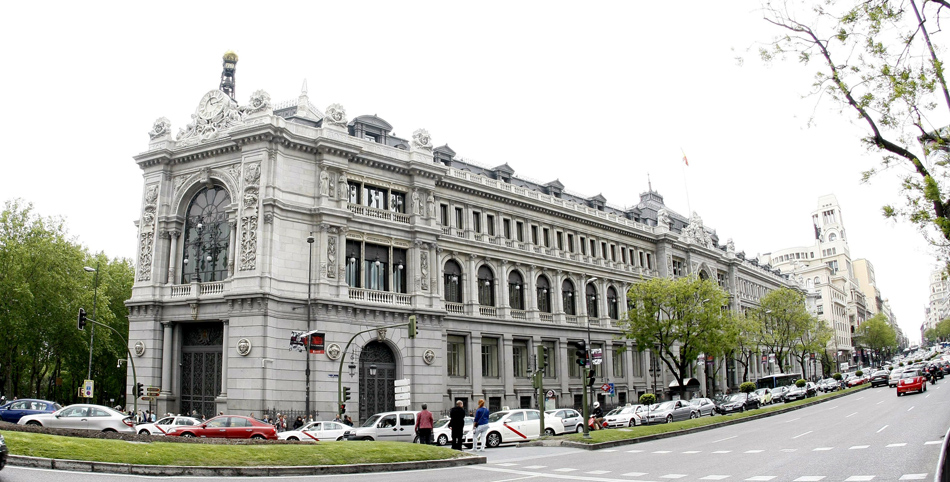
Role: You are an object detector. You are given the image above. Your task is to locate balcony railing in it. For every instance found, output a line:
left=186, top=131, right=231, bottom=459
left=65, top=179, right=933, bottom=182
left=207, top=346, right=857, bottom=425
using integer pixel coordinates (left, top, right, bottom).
left=565, top=315, right=578, bottom=324
left=511, top=309, right=527, bottom=320
left=170, top=281, right=228, bottom=298
left=539, top=313, right=553, bottom=323
left=479, top=306, right=497, bottom=317
left=348, top=288, right=411, bottom=306
left=446, top=302, right=464, bottom=314
left=347, top=204, right=411, bottom=224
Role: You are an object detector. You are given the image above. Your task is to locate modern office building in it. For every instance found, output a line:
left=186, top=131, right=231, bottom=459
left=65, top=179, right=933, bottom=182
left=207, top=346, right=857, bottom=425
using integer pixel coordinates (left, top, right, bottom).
left=126, top=53, right=797, bottom=421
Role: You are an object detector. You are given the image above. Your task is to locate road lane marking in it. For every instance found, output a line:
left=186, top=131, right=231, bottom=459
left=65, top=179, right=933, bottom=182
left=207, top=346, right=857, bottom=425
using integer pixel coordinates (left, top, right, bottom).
left=908, top=406, right=915, bottom=412
left=876, top=401, right=884, bottom=405
left=813, top=447, right=833, bottom=451
left=745, top=477, right=777, bottom=481
left=745, top=449, right=764, bottom=453
left=713, top=435, right=737, bottom=443
left=661, top=475, right=687, bottom=479
left=713, top=450, right=732, bottom=453
left=925, top=441, right=942, bottom=445
left=781, top=448, right=798, bottom=452
left=887, top=443, right=907, bottom=447
left=785, top=417, right=801, bottom=423
left=553, top=468, right=577, bottom=472
left=845, top=412, right=858, bottom=418
left=683, top=450, right=701, bottom=454
left=849, top=445, right=869, bottom=449
left=600, top=449, right=617, bottom=452
left=626, top=449, right=644, bottom=453
left=522, top=466, right=547, bottom=469
left=926, top=394, right=931, bottom=399
left=585, top=470, right=610, bottom=475
left=494, top=463, right=519, bottom=466
left=899, top=474, right=927, bottom=480
left=827, top=405, right=839, bottom=410
left=794, top=477, right=826, bottom=481
left=622, top=473, right=648, bottom=477
left=855, top=396, right=865, bottom=400
left=844, top=477, right=874, bottom=481
left=700, top=477, right=730, bottom=480
left=653, top=450, right=672, bottom=454
left=793, top=431, right=813, bottom=439
left=877, top=425, right=888, bottom=433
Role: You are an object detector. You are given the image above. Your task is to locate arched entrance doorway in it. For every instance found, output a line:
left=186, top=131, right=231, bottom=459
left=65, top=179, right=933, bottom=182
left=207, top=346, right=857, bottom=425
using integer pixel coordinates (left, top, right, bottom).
left=359, top=341, right=397, bottom=422
left=179, top=322, right=223, bottom=419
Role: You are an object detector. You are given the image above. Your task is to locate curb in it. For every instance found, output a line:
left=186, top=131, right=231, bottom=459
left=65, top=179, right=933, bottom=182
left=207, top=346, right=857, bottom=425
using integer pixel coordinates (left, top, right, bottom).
left=7, top=453, right=485, bottom=476
left=527, top=384, right=871, bottom=451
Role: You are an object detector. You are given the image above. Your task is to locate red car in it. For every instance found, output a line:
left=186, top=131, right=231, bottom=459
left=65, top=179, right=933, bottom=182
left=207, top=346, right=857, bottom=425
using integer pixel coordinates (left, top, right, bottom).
left=165, top=415, right=277, bottom=440
left=896, top=370, right=927, bottom=396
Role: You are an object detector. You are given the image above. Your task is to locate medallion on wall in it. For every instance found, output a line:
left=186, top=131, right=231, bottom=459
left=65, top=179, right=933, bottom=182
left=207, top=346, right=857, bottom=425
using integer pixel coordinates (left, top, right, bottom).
left=133, top=341, right=146, bottom=357
left=326, top=343, right=342, bottom=360
left=423, top=349, right=436, bottom=365
left=237, top=338, right=252, bottom=356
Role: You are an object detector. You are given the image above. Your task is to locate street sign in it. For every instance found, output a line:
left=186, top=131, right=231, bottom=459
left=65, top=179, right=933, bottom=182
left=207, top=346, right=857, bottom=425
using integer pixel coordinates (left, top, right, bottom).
left=308, top=332, right=325, bottom=355
left=545, top=390, right=555, bottom=398
left=394, top=392, right=411, bottom=401
left=394, top=399, right=411, bottom=407
left=592, top=358, right=603, bottom=365
left=328, top=374, right=339, bottom=378
left=591, top=348, right=603, bottom=361
left=608, top=382, right=615, bottom=396
left=394, top=385, right=411, bottom=394
left=600, top=383, right=611, bottom=392
left=141, top=396, right=152, bottom=401
left=83, top=379, right=94, bottom=398
left=145, top=386, right=160, bottom=396
left=394, top=378, right=411, bottom=387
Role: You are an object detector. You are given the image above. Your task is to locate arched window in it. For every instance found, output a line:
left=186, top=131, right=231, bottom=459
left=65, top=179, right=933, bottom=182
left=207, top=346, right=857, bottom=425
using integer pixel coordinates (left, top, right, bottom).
left=444, top=260, right=462, bottom=303
left=562, top=279, right=576, bottom=315
left=182, top=186, right=231, bottom=283
left=537, top=275, right=551, bottom=313
left=814, top=276, right=821, bottom=286
left=828, top=232, right=837, bottom=241
left=477, top=265, right=495, bottom=306
left=508, top=271, right=524, bottom=310
left=607, top=286, right=619, bottom=320
left=699, top=270, right=709, bottom=280
left=586, top=283, right=599, bottom=318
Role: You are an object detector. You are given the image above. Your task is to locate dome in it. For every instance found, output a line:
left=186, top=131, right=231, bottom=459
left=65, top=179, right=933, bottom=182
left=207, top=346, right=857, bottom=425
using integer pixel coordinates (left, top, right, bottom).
left=223, top=50, right=239, bottom=62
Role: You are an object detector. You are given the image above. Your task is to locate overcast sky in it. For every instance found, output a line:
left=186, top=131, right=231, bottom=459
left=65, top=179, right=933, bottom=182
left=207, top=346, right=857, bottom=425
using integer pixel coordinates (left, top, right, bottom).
left=1, top=1, right=938, bottom=342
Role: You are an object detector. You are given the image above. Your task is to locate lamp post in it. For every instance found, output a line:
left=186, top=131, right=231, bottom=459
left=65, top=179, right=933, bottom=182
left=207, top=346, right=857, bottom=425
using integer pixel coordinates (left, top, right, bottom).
left=306, top=232, right=314, bottom=417
left=83, top=263, right=100, bottom=381
left=585, top=276, right=598, bottom=431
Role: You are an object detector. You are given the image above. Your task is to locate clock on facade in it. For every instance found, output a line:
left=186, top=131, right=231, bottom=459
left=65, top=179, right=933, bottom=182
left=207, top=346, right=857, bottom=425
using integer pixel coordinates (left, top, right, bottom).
left=197, top=90, right=229, bottom=120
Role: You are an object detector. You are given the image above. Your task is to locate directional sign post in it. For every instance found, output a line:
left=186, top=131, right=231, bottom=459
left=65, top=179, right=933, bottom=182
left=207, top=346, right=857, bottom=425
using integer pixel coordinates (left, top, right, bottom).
left=394, top=378, right=411, bottom=407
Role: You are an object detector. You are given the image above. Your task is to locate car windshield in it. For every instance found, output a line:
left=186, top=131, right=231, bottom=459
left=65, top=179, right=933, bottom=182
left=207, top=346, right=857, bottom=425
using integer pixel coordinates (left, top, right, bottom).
left=433, top=419, right=449, bottom=429
left=873, top=371, right=887, bottom=376
left=901, top=370, right=920, bottom=379
left=361, top=415, right=381, bottom=428
left=652, top=401, right=676, bottom=411
left=487, top=411, right=509, bottom=423
left=728, top=394, right=746, bottom=402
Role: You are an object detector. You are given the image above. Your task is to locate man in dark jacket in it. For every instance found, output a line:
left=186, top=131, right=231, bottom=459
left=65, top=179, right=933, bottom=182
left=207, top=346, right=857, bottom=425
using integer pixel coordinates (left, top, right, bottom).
left=448, top=400, right=466, bottom=450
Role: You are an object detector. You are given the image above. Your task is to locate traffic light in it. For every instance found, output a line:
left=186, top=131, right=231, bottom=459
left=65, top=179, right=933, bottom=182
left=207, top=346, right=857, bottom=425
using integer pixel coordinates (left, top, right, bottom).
left=542, top=347, right=550, bottom=369
left=408, top=315, right=417, bottom=339
left=587, top=370, right=596, bottom=388
left=136, top=382, right=144, bottom=397
left=343, top=386, right=352, bottom=401
left=78, top=308, right=87, bottom=331
left=574, top=340, right=588, bottom=367
left=339, top=403, right=346, bottom=415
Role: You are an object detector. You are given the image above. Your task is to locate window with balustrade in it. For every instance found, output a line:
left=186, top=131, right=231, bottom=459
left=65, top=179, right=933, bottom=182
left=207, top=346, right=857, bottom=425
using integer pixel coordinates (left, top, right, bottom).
left=562, top=280, right=576, bottom=315
left=508, top=271, right=524, bottom=310
left=537, top=276, right=551, bottom=313
left=363, top=243, right=388, bottom=291
left=181, top=186, right=231, bottom=283
left=477, top=266, right=495, bottom=306
left=607, top=286, right=619, bottom=320
left=586, top=284, right=599, bottom=318
left=444, top=260, right=463, bottom=303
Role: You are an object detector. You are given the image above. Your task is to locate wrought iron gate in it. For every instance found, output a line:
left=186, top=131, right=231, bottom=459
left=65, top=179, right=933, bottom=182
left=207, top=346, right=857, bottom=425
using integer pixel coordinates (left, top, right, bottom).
left=359, top=341, right=396, bottom=422
left=180, top=323, right=223, bottom=419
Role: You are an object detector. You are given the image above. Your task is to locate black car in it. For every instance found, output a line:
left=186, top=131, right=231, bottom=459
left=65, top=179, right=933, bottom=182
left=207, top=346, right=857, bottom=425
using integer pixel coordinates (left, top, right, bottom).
left=0, top=431, right=7, bottom=471
left=715, top=393, right=760, bottom=414
left=869, top=370, right=890, bottom=387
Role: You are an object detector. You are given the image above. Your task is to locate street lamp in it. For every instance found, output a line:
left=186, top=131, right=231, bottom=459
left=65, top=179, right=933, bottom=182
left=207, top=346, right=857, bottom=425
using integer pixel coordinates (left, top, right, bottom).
left=585, top=276, right=598, bottom=438
left=306, top=232, right=314, bottom=417
left=83, top=264, right=99, bottom=381
left=369, top=364, right=378, bottom=376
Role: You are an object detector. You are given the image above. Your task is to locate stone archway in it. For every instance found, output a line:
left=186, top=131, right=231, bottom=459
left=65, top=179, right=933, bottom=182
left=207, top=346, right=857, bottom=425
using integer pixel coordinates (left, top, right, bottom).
left=359, top=341, right=397, bottom=422
left=179, top=322, right=223, bottom=419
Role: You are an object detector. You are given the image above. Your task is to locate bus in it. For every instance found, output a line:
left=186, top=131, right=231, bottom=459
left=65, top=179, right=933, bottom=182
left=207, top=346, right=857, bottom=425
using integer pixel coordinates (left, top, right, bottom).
left=756, top=373, right=803, bottom=389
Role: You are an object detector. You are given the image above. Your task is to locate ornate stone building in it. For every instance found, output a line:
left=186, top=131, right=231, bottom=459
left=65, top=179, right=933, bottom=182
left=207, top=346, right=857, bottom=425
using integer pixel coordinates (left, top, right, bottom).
left=126, top=53, right=796, bottom=421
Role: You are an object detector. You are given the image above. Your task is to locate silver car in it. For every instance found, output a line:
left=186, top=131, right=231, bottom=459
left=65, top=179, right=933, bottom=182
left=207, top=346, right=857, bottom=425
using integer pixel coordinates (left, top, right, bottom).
left=689, top=397, right=717, bottom=416
left=645, top=400, right=697, bottom=424
left=18, top=404, right=135, bottom=433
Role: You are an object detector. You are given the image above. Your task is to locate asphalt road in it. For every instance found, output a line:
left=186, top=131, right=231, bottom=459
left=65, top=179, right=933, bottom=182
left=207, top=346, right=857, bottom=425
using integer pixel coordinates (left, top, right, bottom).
left=2, top=384, right=946, bottom=481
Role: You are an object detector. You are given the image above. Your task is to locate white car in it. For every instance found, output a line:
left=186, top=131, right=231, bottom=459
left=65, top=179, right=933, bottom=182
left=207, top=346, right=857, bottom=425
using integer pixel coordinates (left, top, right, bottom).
left=18, top=404, right=135, bottom=433
left=279, top=420, right=349, bottom=442
left=136, top=415, right=201, bottom=435
left=463, top=409, right=541, bottom=448
left=603, top=404, right=646, bottom=428
left=544, top=408, right=583, bottom=434
left=431, top=416, right=474, bottom=445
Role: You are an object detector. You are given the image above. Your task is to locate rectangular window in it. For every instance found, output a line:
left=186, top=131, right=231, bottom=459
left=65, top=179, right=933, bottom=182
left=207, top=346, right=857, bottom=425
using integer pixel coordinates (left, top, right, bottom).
left=447, top=335, right=466, bottom=377
left=556, top=232, right=563, bottom=250
left=531, top=225, right=539, bottom=245
left=503, top=219, right=511, bottom=239
left=612, top=346, right=625, bottom=378
left=363, top=185, right=386, bottom=210
left=345, top=240, right=361, bottom=288
left=512, top=340, right=528, bottom=378
left=580, top=237, right=587, bottom=255
left=481, top=337, right=499, bottom=377
left=392, top=248, right=407, bottom=293
left=602, top=242, right=608, bottom=259
left=638, top=251, right=645, bottom=267
left=347, top=182, right=360, bottom=204
left=621, top=247, right=627, bottom=264
left=455, top=207, right=464, bottom=229
left=717, top=272, right=727, bottom=288
left=568, top=346, right=581, bottom=378
left=472, top=211, right=481, bottom=233
left=672, top=258, right=685, bottom=277
left=363, top=244, right=388, bottom=291
left=568, top=234, right=575, bottom=253
left=590, top=239, right=597, bottom=257
left=543, top=228, right=550, bottom=247
left=610, top=244, right=616, bottom=261
left=440, top=204, right=449, bottom=226
left=516, top=221, right=524, bottom=242
left=646, top=253, right=653, bottom=270
left=486, top=215, right=495, bottom=236
left=389, top=191, right=405, bottom=214
left=542, top=340, right=557, bottom=378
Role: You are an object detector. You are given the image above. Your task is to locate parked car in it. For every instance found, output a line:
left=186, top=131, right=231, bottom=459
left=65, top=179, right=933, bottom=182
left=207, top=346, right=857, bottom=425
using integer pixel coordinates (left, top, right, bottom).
left=752, top=388, right=773, bottom=405
left=603, top=404, right=646, bottom=427
left=0, top=399, right=61, bottom=424
left=770, top=386, right=789, bottom=403
left=345, top=410, right=419, bottom=442
left=0, top=432, right=6, bottom=471
left=869, top=370, right=890, bottom=387
left=431, top=416, right=473, bottom=445
left=897, top=369, right=927, bottom=396
left=645, top=400, right=697, bottom=424
left=715, top=393, right=760, bottom=414
left=543, top=409, right=582, bottom=434
left=462, top=409, right=541, bottom=448
left=278, top=420, right=348, bottom=442
left=18, top=404, right=134, bottom=433
left=135, top=415, right=201, bottom=435
left=689, top=398, right=717, bottom=417
left=804, top=382, right=819, bottom=397
left=165, top=415, right=277, bottom=439
left=817, top=378, right=838, bottom=392
left=784, top=385, right=808, bottom=402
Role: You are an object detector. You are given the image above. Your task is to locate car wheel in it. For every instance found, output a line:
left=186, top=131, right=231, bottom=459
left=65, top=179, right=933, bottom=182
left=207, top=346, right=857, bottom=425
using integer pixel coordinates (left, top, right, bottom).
left=924, top=385, right=928, bottom=392
left=139, top=429, right=151, bottom=435
left=437, top=434, right=448, bottom=446
left=336, top=436, right=344, bottom=441
left=486, top=431, right=502, bottom=448
left=740, top=406, right=745, bottom=413
left=629, top=419, right=637, bottom=427
left=575, top=424, right=584, bottom=433
left=362, top=437, right=374, bottom=441
left=666, top=415, right=673, bottom=424
left=182, top=432, right=195, bottom=437
left=287, top=436, right=299, bottom=441
left=26, top=420, right=41, bottom=427
left=544, top=428, right=555, bottom=436
left=251, top=434, right=265, bottom=440
left=102, top=428, right=117, bottom=433
left=690, top=412, right=698, bottom=419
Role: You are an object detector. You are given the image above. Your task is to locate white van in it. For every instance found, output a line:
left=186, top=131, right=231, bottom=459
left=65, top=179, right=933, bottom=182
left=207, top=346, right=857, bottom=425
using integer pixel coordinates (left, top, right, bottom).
left=344, top=410, right=420, bottom=442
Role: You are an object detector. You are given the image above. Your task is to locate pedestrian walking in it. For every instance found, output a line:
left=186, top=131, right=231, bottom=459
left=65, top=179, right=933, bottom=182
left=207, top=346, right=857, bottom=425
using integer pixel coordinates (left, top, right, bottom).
left=448, top=400, right=466, bottom=450
left=471, top=399, right=490, bottom=451
left=415, top=404, right=434, bottom=444
left=293, top=416, right=304, bottom=430
left=343, top=414, right=353, bottom=426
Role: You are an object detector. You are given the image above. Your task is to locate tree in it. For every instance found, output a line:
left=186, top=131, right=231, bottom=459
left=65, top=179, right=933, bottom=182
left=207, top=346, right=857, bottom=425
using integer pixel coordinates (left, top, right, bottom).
left=730, top=312, right=765, bottom=383
left=620, top=276, right=735, bottom=399
left=754, top=288, right=815, bottom=373
left=762, top=1, right=950, bottom=250
left=855, top=313, right=899, bottom=361
left=791, top=313, right=833, bottom=378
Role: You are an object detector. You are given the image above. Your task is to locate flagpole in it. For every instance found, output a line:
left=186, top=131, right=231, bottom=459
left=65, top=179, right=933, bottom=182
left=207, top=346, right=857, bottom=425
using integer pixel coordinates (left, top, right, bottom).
left=680, top=148, right=692, bottom=215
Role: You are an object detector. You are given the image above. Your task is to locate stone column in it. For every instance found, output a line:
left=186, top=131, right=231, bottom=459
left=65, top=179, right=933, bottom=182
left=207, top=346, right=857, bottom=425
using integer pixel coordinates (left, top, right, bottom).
left=466, top=254, right=478, bottom=314
left=470, top=332, right=483, bottom=401
left=552, top=271, right=564, bottom=323
left=498, top=260, right=510, bottom=315
left=160, top=321, right=173, bottom=395
left=166, top=230, right=180, bottom=284
left=220, top=320, right=229, bottom=398
left=502, top=334, right=514, bottom=401
left=228, top=217, right=237, bottom=277
left=525, top=265, right=538, bottom=321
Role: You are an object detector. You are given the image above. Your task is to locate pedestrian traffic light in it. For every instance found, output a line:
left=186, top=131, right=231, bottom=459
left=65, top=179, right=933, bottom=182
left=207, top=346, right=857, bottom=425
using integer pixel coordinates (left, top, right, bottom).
left=587, top=369, right=596, bottom=388
left=574, top=340, right=588, bottom=366
left=136, top=382, right=144, bottom=397
left=343, top=386, right=352, bottom=401
left=408, top=315, right=417, bottom=339
left=339, top=403, right=346, bottom=415
left=78, top=308, right=87, bottom=331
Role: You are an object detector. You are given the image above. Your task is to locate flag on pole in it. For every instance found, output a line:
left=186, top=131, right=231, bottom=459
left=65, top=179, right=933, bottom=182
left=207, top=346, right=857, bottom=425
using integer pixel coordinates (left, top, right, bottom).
left=681, top=148, right=689, bottom=166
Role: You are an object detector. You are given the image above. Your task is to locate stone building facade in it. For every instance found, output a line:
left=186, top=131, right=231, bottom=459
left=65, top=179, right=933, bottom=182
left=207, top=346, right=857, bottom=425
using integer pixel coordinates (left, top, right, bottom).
left=126, top=58, right=796, bottom=421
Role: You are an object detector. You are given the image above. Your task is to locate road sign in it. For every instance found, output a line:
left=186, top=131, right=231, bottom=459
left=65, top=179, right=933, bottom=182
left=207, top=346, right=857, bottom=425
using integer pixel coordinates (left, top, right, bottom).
left=394, top=385, right=411, bottom=394
left=394, top=399, right=411, bottom=407
left=608, top=382, right=615, bottom=396
left=145, top=386, right=160, bottom=396
left=394, top=378, right=411, bottom=387
left=395, top=392, right=411, bottom=401
left=545, top=390, right=555, bottom=398
left=600, top=383, right=611, bottom=392
left=141, top=396, right=153, bottom=401
left=592, top=358, right=603, bottom=365
left=83, top=380, right=94, bottom=398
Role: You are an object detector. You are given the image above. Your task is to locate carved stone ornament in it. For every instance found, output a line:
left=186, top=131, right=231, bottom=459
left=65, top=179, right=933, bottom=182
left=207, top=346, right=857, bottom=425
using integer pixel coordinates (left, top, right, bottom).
left=326, top=343, right=342, bottom=360
left=327, top=235, right=337, bottom=278
left=176, top=89, right=272, bottom=143
left=657, top=208, right=672, bottom=229
left=682, top=211, right=712, bottom=248
left=726, top=238, right=736, bottom=255
left=245, top=90, right=271, bottom=115
left=133, top=341, right=146, bottom=357
left=137, top=184, right=160, bottom=281
left=423, top=349, right=436, bottom=365
left=239, top=162, right=261, bottom=272
left=377, top=328, right=387, bottom=341
left=324, top=103, right=347, bottom=128
left=411, top=128, right=433, bottom=152
left=237, top=338, right=252, bottom=356
left=148, top=117, right=171, bottom=139
left=420, top=249, right=429, bottom=290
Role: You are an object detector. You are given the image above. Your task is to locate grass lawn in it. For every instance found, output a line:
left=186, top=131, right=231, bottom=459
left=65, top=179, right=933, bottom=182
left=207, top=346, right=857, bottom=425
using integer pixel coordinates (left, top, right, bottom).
left=3, top=432, right=464, bottom=466
left=558, top=384, right=870, bottom=444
